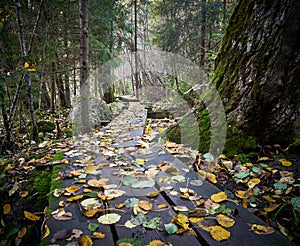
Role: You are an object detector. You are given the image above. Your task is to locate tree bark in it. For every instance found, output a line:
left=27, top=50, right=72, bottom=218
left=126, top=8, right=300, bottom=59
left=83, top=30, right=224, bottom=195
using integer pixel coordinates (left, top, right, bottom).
left=79, top=0, right=90, bottom=133
left=15, top=0, right=39, bottom=142
left=214, top=0, right=300, bottom=151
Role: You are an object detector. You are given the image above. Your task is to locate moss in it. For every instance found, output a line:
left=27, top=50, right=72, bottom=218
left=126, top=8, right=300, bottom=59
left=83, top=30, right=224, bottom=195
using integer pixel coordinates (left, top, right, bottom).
left=48, top=164, right=62, bottom=203
left=53, top=151, right=64, bottom=161
left=37, top=121, right=55, bottom=132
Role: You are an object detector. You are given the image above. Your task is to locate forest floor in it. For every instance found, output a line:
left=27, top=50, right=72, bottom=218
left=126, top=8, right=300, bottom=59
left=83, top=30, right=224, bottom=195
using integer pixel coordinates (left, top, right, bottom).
left=0, top=101, right=299, bottom=245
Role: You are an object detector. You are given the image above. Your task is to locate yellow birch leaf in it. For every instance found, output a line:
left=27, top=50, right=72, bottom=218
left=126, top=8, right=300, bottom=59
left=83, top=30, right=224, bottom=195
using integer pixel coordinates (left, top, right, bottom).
left=207, top=172, right=217, bottom=184
left=138, top=200, right=153, bottom=211
left=264, top=204, right=280, bottom=213
left=148, top=240, right=165, bottom=246
left=18, top=227, right=27, bottom=238
left=235, top=190, right=252, bottom=199
left=250, top=224, right=275, bottom=234
left=65, top=185, right=81, bottom=193
left=209, top=225, right=230, bottom=241
left=70, top=170, right=82, bottom=177
left=247, top=178, right=260, bottom=189
left=24, top=62, right=30, bottom=69
left=216, top=214, right=235, bottom=228
left=67, top=195, right=84, bottom=202
left=21, top=191, right=29, bottom=198
left=210, top=192, right=227, bottom=203
left=3, top=203, right=11, bottom=214
left=135, top=159, right=146, bottom=165
left=42, top=225, right=50, bottom=239
left=171, top=213, right=189, bottom=230
left=79, top=235, right=93, bottom=246
left=85, top=208, right=102, bottom=218
left=93, top=232, right=105, bottom=238
left=119, top=243, right=133, bottom=246
left=279, top=159, right=292, bottom=167
left=24, top=211, right=40, bottom=221
left=84, top=164, right=96, bottom=174
left=146, top=191, right=159, bottom=198
left=157, top=204, right=169, bottom=209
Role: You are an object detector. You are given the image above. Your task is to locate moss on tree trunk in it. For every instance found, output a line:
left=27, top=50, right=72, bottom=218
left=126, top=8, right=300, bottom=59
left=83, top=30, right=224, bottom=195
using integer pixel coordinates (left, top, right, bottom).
left=213, top=0, right=300, bottom=151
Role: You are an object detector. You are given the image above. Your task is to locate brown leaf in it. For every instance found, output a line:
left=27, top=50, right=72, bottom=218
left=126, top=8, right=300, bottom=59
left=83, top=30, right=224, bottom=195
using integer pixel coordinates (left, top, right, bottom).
left=52, top=210, right=73, bottom=220
left=50, top=229, right=72, bottom=243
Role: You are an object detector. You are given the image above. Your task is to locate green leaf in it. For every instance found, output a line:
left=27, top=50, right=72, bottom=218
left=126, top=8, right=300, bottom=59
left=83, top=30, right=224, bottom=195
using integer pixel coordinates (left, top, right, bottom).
left=234, top=171, right=250, bottom=179
left=164, top=223, right=178, bottom=234
left=209, top=205, right=232, bottom=215
left=131, top=179, right=155, bottom=188
left=5, top=221, right=19, bottom=238
left=251, top=166, right=261, bottom=174
left=122, top=175, right=138, bottom=186
left=291, top=197, right=300, bottom=207
left=143, top=217, right=162, bottom=229
left=124, top=197, right=139, bottom=208
left=88, top=222, right=99, bottom=232
left=274, top=183, right=287, bottom=190
left=131, top=213, right=147, bottom=226
left=116, top=237, right=142, bottom=246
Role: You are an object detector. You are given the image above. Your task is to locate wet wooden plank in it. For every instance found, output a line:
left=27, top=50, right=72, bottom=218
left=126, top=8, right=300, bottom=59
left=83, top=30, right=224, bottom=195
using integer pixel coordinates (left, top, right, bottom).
left=144, top=149, right=290, bottom=246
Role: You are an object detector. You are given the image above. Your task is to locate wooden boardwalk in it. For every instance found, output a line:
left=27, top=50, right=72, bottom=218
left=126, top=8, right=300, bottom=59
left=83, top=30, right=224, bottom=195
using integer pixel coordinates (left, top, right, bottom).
left=45, top=101, right=290, bottom=246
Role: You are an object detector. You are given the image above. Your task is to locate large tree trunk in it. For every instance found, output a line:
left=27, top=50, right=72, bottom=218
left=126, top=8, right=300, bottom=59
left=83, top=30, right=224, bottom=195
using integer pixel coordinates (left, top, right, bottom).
left=214, top=0, right=300, bottom=153
left=79, top=0, right=90, bottom=133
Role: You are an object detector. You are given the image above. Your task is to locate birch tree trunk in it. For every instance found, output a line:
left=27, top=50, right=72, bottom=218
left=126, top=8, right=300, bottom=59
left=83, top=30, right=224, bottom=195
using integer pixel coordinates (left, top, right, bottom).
left=15, top=0, right=39, bottom=142
left=79, top=0, right=90, bottom=133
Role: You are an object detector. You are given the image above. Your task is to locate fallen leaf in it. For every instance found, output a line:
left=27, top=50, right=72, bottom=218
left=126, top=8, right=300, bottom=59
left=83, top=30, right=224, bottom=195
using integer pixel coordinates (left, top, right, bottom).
left=81, top=198, right=102, bottom=210
left=209, top=225, right=230, bottom=241
left=85, top=208, right=102, bottom=218
left=98, top=213, right=121, bottom=224
left=21, top=191, right=29, bottom=198
left=250, top=224, right=275, bottom=235
left=157, top=204, right=169, bottom=209
left=171, top=213, right=189, bottom=230
left=164, top=223, right=178, bottom=234
left=93, top=232, right=106, bottom=238
left=235, top=190, right=252, bottom=199
left=210, top=192, right=227, bottom=203
left=143, top=217, right=162, bottom=229
left=216, top=214, right=235, bottom=228
left=207, top=172, right=217, bottom=184
left=65, top=185, right=81, bottom=193
left=116, top=237, right=142, bottom=246
left=67, top=195, right=84, bottom=202
left=279, top=159, right=292, bottom=167
left=124, top=220, right=137, bottom=228
left=88, top=223, right=99, bottom=232
left=84, top=164, right=97, bottom=174
left=50, top=229, right=72, bottom=243
left=79, top=235, right=93, bottom=246
left=3, top=204, right=11, bottom=214
left=247, top=178, right=260, bottom=189
left=148, top=240, right=165, bottom=246
left=42, top=225, right=50, bottom=239
left=104, top=189, right=126, bottom=198
left=17, top=227, right=27, bottom=238
left=138, top=200, right=153, bottom=211
left=146, top=191, right=159, bottom=198
left=24, top=211, right=40, bottom=221
left=52, top=210, right=73, bottom=220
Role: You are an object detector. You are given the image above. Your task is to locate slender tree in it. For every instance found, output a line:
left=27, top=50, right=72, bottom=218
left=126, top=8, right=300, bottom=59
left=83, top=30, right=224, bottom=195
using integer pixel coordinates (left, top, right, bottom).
left=15, top=0, right=39, bottom=142
left=79, top=0, right=90, bottom=133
